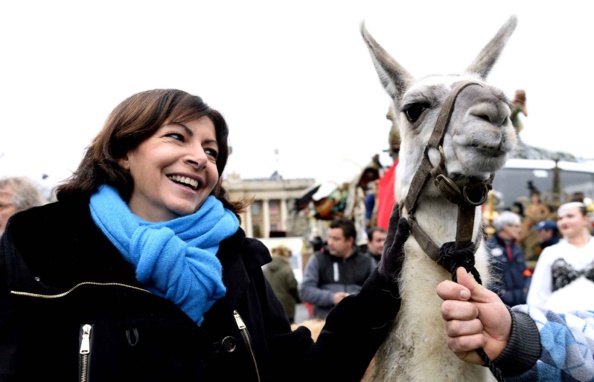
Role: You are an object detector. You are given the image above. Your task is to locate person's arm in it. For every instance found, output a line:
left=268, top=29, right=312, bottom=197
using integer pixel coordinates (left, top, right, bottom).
left=438, top=267, right=594, bottom=380
left=507, top=305, right=594, bottom=381
left=0, top=223, right=20, bottom=378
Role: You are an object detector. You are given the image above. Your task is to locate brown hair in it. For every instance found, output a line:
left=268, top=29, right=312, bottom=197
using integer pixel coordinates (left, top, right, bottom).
left=329, top=217, right=357, bottom=241
left=271, top=244, right=292, bottom=258
left=55, top=89, right=248, bottom=217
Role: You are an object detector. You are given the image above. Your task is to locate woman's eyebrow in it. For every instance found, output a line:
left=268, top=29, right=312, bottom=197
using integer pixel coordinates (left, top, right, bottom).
left=171, top=122, right=218, bottom=146
left=172, top=122, right=193, bottom=136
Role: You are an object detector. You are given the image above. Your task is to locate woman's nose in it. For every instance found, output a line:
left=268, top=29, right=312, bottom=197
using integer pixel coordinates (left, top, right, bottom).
left=185, top=147, right=208, bottom=170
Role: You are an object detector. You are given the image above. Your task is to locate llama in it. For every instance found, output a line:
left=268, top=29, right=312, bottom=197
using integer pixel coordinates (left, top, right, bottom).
left=360, top=16, right=519, bottom=382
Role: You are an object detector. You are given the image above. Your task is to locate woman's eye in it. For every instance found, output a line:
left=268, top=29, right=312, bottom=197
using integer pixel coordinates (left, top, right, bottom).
left=166, top=132, right=185, bottom=141
left=402, top=103, right=429, bottom=123
left=205, top=147, right=218, bottom=159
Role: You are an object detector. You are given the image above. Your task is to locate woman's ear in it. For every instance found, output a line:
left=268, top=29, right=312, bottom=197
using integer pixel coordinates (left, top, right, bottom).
left=118, top=156, right=130, bottom=170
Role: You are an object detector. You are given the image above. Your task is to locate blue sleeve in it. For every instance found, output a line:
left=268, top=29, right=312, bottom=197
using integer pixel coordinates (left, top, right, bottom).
left=503, top=305, right=594, bottom=381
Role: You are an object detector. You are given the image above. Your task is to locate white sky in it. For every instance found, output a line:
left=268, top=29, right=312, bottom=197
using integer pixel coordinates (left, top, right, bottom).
left=1, top=1, right=593, bottom=192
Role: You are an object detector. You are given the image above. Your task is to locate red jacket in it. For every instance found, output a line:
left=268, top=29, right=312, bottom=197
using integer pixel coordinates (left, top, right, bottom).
left=376, top=159, right=398, bottom=230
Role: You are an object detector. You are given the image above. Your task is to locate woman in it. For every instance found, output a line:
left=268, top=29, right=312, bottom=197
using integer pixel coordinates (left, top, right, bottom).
left=527, top=201, right=594, bottom=312
left=263, top=244, right=300, bottom=324
left=0, top=89, right=406, bottom=381
left=485, top=211, right=529, bottom=307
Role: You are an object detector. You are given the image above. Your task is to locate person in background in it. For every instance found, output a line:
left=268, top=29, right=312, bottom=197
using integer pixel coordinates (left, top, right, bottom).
left=520, top=188, right=551, bottom=261
left=527, top=201, right=594, bottom=312
left=366, top=226, right=387, bottom=263
left=571, top=191, right=585, bottom=203
left=0, top=89, right=410, bottom=381
left=375, top=106, right=400, bottom=231
left=300, top=217, right=377, bottom=319
left=533, top=219, right=560, bottom=252
left=263, top=244, right=300, bottom=324
left=310, top=235, right=326, bottom=253
left=0, top=176, right=47, bottom=236
left=437, top=266, right=594, bottom=381
left=523, top=189, right=550, bottom=226
left=509, top=89, right=527, bottom=135
left=485, top=211, right=529, bottom=307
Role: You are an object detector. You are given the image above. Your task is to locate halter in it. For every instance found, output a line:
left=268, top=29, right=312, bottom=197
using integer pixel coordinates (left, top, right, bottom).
left=399, top=80, right=505, bottom=381
left=399, top=80, right=494, bottom=262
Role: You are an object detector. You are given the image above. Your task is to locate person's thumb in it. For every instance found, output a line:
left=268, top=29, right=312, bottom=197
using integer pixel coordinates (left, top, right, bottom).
left=456, top=267, right=492, bottom=303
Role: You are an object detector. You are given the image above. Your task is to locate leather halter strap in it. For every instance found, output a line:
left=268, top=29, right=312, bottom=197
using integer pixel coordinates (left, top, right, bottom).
left=401, top=80, right=493, bottom=261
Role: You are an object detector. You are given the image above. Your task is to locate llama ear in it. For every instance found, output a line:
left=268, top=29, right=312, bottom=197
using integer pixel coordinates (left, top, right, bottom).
left=361, top=21, right=413, bottom=100
left=465, top=15, right=518, bottom=79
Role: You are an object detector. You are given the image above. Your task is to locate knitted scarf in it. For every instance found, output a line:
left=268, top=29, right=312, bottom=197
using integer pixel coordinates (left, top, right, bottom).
left=89, top=184, right=239, bottom=325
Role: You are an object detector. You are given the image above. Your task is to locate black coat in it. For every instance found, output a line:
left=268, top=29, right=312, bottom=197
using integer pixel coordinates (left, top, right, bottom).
left=0, top=197, right=400, bottom=382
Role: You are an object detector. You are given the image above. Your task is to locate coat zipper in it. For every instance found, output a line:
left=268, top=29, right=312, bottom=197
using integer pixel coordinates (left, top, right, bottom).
left=11, top=283, right=150, bottom=381
left=10, top=281, right=152, bottom=299
left=233, top=310, right=260, bottom=382
left=79, top=324, right=92, bottom=382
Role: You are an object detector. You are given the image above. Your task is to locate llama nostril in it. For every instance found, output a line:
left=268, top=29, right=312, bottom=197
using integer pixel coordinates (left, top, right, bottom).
left=469, top=103, right=508, bottom=126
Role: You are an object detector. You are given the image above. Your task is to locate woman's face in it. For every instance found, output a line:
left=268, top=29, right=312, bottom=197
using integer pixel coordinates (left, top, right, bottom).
left=557, top=206, right=589, bottom=239
left=120, top=117, right=219, bottom=222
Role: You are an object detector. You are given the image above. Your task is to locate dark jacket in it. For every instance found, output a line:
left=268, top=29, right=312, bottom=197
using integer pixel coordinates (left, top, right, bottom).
left=263, top=257, right=300, bottom=323
left=0, top=197, right=400, bottom=382
left=540, top=234, right=560, bottom=251
left=300, top=247, right=376, bottom=319
left=486, top=235, right=529, bottom=307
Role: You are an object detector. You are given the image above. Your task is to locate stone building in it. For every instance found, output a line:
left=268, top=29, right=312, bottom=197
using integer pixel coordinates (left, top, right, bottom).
left=223, top=172, right=316, bottom=239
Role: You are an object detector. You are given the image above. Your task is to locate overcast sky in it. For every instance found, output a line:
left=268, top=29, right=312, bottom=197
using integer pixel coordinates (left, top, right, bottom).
left=1, top=1, right=593, bottom=192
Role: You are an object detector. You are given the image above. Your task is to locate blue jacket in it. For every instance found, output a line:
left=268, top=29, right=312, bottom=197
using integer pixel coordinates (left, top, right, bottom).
left=486, top=235, right=529, bottom=307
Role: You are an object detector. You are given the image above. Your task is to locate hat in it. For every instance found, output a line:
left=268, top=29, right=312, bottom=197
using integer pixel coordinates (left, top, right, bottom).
left=533, top=220, right=558, bottom=232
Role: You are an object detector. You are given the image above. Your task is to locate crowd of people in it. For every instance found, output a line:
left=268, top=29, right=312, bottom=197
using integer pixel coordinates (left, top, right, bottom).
left=3, top=89, right=594, bottom=380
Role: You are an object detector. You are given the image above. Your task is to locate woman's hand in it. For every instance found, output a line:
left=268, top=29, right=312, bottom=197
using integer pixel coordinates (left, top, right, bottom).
left=377, top=204, right=410, bottom=280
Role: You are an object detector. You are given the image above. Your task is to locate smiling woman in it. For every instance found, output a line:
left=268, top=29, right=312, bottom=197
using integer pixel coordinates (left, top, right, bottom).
left=0, top=88, right=409, bottom=381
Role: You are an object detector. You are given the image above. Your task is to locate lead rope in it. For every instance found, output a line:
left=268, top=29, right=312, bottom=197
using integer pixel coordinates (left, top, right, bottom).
left=438, top=243, right=505, bottom=382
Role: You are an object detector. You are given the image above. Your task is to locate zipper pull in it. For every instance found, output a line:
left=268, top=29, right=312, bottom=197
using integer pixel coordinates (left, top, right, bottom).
left=233, top=310, right=246, bottom=330
left=80, top=324, right=92, bottom=354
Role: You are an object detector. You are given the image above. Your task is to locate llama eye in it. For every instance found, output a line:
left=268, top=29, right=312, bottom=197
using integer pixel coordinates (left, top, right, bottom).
left=402, top=103, right=428, bottom=123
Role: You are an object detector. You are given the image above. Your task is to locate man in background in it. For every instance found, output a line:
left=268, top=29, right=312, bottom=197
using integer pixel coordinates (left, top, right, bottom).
left=533, top=220, right=560, bottom=252
left=366, top=226, right=387, bottom=263
left=300, top=217, right=376, bottom=319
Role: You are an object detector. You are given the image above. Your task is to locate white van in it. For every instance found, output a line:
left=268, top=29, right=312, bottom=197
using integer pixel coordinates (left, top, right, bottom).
left=492, top=158, right=594, bottom=210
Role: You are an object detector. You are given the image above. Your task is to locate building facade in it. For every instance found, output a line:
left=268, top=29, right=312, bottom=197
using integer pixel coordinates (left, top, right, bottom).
left=223, top=172, right=317, bottom=239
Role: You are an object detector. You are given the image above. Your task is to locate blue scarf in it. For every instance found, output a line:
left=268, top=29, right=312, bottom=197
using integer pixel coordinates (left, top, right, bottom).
left=89, top=185, right=239, bottom=325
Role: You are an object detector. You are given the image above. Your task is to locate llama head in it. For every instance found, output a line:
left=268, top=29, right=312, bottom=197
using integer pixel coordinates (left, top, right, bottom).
left=361, top=16, right=518, bottom=201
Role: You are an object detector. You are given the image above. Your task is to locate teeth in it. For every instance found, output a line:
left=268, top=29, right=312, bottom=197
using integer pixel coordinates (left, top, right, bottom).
left=168, top=175, right=199, bottom=190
